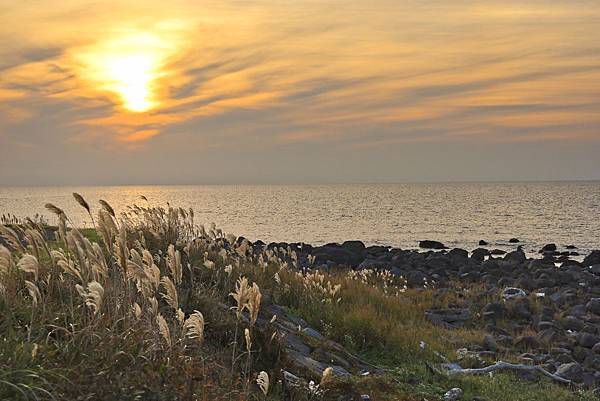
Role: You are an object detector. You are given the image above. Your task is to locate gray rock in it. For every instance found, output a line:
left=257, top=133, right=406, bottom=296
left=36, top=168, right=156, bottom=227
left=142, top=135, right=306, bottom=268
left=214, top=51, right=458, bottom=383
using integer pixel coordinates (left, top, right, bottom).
left=425, top=308, right=471, bottom=328
left=502, top=287, right=527, bottom=300
left=443, top=387, right=463, bottom=401
left=578, top=333, right=600, bottom=348
left=482, top=335, right=499, bottom=351
left=471, top=248, right=489, bottom=262
left=482, top=302, right=506, bottom=320
left=587, top=298, right=600, bottom=315
left=583, top=250, right=600, bottom=267
left=504, top=249, right=526, bottom=263
left=562, top=316, right=585, bottom=331
left=515, top=335, right=540, bottom=350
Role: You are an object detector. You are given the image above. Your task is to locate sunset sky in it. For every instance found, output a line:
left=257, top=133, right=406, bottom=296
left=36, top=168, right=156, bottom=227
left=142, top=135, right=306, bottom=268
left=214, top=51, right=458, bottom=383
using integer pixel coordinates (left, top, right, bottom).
left=1, top=0, right=599, bottom=185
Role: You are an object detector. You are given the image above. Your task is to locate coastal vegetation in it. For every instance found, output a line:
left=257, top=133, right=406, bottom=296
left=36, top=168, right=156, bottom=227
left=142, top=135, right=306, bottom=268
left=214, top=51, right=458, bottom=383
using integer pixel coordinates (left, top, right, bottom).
left=0, top=194, right=596, bottom=400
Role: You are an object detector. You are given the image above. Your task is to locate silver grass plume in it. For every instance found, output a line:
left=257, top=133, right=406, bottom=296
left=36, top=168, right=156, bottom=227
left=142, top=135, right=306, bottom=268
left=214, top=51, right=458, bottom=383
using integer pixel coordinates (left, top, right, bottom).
left=183, top=310, right=205, bottom=345
left=256, top=371, right=269, bottom=396
left=248, top=283, right=262, bottom=326
left=167, top=244, right=182, bottom=286
left=244, top=328, right=252, bottom=352
left=75, top=281, right=104, bottom=315
left=230, top=276, right=251, bottom=320
left=0, top=225, right=25, bottom=252
left=0, top=245, right=13, bottom=275
left=17, top=254, right=39, bottom=281
left=25, top=280, right=41, bottom=307
left=98, top=199, right=115, bottom=217
left=73, top=193, right=95, bottom=228
left=160, top=276, right=178, bottom=310
left=52, top=250, right=82, bottom=282
left=44, top=203, right=65, bottom=218
left=156, top=313, right=171, bottom=347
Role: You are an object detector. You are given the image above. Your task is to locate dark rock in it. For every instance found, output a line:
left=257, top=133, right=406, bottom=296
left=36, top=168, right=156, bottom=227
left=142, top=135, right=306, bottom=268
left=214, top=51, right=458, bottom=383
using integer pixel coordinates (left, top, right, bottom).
left=592, top=342, right=600, bottom=354
left=357, top=259, right=389, bottom=270
left=448, top=248, right=469, bottom=260
left=504, top=249, right=526, bottom=264
left=341, top=240, right=366, bottom=256
left=578, top=333, right=600, bottom=348
left=479, top=240, right=488, bottom=246
left=482, top=335, right=499, bottom=351
left=313, top=245, right=364, bottom=267
left=540, top=243, right=557, bottom=253
left=509, top=238, right=520, bottom=243
left=562, top=316, right=585, bottom=331
left=425, top=308, right=471, bottom=328
left=482, top=302, right=506, bottom=320
left=566, top=245, right=577, bottom=249
left=569, top=304, right=588, bottom=317
left=471, top=248, right=489, bottom=262
left=490, top=249, right=506, bottom=255
left=583, top=251, right=600, bottom=267
left=515, top=336, right=540, bottom=350
left=507, top=297, right=532, bottom=320
left=587, top=298, right=600, bottom=315
left=419, top=240, right=447, bottom=250
left=407, top=270, right=426, bottom=287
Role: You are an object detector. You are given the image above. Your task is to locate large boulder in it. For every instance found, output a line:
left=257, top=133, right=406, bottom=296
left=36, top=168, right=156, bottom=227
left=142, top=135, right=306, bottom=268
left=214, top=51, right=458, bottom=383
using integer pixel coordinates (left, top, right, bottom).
left=587, top=298, right=600, bottom=315
left=504, top=249, right=526, bottom=264
left=419, top=240, right=447, bottom=250
left=578, top=333, right=600, bottom=348
left=313, top=245, right=364, bottom=267
left=540, top=243, right=557, bottom=253
left=583, top=251, right=600, bottom=267
left=471, top=248, right=489, bottom=262
left=341, top=240, right=366, bottom=257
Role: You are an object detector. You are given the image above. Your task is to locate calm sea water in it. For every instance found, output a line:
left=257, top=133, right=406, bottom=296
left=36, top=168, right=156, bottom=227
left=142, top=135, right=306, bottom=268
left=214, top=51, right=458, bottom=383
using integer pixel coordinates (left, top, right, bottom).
left=1, top=183, right=599, bottom=257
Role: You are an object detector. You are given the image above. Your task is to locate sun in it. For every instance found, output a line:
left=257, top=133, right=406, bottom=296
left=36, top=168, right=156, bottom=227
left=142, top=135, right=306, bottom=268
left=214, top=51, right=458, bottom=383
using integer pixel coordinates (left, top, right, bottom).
left=79, top=31, right=173, bottom=112
left=105, top=53, right=156, bottom=112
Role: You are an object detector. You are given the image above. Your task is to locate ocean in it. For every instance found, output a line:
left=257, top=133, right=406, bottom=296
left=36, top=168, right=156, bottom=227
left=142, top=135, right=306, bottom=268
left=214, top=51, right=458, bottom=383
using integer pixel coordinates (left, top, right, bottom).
left=1, top=182, right=599, bottom=257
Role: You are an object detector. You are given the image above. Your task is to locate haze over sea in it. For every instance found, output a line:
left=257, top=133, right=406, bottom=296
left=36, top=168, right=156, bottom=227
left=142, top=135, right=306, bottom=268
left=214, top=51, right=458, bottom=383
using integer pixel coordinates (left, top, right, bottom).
left=1, top=182, right=599, bottom=257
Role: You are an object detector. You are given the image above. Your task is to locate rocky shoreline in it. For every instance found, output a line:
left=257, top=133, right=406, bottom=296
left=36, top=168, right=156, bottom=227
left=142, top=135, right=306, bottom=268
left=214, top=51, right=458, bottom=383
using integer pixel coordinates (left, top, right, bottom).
left=241, top=236, right=600, bottom=387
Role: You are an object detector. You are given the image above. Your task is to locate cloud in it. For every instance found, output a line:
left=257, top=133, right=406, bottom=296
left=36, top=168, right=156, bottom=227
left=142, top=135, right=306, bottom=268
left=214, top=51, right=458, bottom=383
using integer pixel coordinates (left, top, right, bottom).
left=0, top=0, right=599, bottom=184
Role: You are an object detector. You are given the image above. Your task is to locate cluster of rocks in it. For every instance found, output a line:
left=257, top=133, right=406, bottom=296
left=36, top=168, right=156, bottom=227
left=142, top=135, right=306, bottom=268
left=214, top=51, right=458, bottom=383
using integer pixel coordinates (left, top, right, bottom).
left=243, top=237, right=600, bottom=387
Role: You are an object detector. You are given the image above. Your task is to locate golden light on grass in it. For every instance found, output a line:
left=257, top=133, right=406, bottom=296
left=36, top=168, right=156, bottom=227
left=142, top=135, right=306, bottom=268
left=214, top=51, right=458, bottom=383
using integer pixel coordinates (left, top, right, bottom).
left=78, top=29, right=178, bottom=112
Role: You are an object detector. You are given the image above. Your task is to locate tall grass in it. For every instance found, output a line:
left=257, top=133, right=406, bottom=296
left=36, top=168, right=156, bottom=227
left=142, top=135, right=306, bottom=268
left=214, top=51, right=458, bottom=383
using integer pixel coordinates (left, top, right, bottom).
left=0, top=195, right=595, bottom=401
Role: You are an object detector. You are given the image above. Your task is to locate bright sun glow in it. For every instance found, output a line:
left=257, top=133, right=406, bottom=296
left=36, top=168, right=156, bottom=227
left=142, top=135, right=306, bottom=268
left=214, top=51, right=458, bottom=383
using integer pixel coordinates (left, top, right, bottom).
left=79, top=31, right=175, bottom=112
left=106, top=53, right=156, bottom=112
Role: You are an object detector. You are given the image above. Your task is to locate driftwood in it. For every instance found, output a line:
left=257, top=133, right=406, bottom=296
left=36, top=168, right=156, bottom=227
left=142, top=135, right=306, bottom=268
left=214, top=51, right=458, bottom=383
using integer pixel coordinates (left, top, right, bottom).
left=443, top=361, right=571, bottom=384
left=430, top=350, right=571, bottom=385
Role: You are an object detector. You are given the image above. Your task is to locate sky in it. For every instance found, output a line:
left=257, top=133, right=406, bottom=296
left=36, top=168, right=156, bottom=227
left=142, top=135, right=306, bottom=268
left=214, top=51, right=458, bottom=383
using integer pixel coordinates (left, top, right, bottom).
left=1, top=0, right=599, bottom=185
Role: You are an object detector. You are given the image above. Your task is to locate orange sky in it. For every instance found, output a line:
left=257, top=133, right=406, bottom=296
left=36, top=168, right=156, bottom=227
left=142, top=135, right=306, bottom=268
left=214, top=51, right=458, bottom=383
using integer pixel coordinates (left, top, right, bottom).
left=1, top=1, right=599, bottom=184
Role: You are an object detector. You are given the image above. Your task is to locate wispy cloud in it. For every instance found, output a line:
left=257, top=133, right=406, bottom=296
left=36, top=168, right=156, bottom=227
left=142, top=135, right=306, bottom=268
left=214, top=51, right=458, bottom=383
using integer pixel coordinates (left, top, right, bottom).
left=0, top=0, right=599, bottom=184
